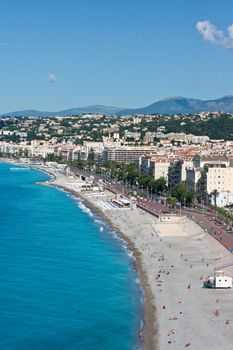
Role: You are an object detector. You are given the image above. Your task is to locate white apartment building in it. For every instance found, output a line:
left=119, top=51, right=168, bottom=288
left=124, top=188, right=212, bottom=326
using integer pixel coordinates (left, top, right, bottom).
left=188, top=135, right=210, bottom=144
left=0, top=142, right=32, bottom=156
left=204, top=165, right=233, bottom=194
left=199, top=163, right=233, bottom=205
left=31, top=144, right=55, bottom=158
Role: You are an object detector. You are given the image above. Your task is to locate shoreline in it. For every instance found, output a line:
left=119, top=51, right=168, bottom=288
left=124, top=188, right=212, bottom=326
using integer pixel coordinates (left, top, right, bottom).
left=48, top=181, right=158, bottom=350
left=47, top=171, right=233, bottom=350
left=1, top=161, right=154, bottom=348
left=2, top=161, right=233, bottom=349
left=8, top=160, right=153, bottom=349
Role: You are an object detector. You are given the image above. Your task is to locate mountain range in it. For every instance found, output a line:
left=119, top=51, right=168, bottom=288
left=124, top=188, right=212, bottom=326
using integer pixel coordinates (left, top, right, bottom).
left=119, top=95, right=233, bottom=115
left=2, top=96, right=233, bottom=117
left=0, top=105, right=123, bottom=117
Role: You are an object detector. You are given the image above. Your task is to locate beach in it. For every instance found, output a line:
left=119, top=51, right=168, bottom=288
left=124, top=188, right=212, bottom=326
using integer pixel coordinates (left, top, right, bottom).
left=46, top=171, right=233, bottom=350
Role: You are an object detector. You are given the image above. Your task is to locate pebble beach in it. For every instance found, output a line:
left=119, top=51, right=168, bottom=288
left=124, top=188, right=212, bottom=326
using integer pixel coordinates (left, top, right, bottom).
left=50, top=172, right=233, bottom=350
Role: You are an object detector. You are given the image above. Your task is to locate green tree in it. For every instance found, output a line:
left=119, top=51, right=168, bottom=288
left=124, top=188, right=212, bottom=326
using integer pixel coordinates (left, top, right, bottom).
left=87, top=148, right=96, bottom=166
left=71, top=159, right=87, bottom=169
left=148, top=179, right=158, bottom=192
left=172, top=183, right=187, bottom=203
left=211, top=189, right=219, bottom=207
left=45, top=154, right=63, bottom=162
left=185, top=189, right=195, bottom=207
left=138, top=175, right=151, bottom=188
left=172, top=183, right=194, bottom=207
left=125, top=164, right=138, bottom=184
left=166, top=196, right=177, bottom=208
left=154, top=177, right=166, bottom=194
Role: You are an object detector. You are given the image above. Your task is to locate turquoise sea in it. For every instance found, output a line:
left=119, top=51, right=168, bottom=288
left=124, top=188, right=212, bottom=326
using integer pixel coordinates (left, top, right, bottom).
left=0, top=163, right=142, bottom=350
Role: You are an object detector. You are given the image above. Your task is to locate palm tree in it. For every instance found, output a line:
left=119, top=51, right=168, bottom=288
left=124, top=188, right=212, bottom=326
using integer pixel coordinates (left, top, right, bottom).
left=211, top=189, right=219, bottom=207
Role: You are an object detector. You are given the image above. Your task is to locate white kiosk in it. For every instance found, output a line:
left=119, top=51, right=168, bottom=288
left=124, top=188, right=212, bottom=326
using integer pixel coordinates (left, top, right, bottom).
left=203, top=270, right=232, bottom=289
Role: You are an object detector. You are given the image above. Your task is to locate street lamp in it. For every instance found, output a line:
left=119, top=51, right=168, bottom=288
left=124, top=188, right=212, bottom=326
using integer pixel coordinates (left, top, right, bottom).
left=178, top=202, right=182, bottom=217
left=201, top=193, right=205, bottom=217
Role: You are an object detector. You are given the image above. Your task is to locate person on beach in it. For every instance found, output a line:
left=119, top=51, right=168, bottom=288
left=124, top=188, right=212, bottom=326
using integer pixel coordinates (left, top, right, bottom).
left=138, top=331, right=143, bottom=340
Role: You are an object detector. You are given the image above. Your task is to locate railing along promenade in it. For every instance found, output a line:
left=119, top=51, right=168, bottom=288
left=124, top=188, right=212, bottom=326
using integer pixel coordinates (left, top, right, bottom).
left=73, top=168, right=233, bottom=253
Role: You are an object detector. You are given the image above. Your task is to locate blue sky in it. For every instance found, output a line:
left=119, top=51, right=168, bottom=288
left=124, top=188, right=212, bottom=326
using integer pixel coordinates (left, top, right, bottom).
left=0, top=0, right=233, bottom=112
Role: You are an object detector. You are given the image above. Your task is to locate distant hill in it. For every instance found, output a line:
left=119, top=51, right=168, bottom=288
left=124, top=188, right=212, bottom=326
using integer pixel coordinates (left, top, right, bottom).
left=0, top=109, right=53, bottom=117
left=118, top=96, right=233, bottom=115
left=0, top=105, right=123, bottom=117
left=58, top=105, right=123, bottom=116
left=2, top=96, right=233, bottom=117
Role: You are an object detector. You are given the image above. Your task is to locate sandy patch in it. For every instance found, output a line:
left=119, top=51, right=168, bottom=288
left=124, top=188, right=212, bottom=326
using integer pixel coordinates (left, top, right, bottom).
left=156, top=223, right=188, bottom=237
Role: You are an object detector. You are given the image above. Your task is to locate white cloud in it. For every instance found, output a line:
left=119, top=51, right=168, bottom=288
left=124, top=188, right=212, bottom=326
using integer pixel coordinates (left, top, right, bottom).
left=196, top=20, right=233, bottom=49
left=48, top=73, right=56, bottom=83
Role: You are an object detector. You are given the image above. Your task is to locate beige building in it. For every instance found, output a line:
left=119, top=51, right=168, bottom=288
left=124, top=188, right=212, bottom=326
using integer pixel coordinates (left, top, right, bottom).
left=199, top=164, right=233, bottom=204
left=203, top=164, right=233, bottom=194
left=102, top=147, right=157, bottom=164
left=150, top=159, right=170, bottom=182
left=140, top=155, right=170, bottom=182
left=186, top=154, right=233, bottom=205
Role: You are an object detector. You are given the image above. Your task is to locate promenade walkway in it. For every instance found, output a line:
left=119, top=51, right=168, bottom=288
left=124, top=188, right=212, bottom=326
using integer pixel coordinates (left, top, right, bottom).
left=74, top=170, right=233, bottom=253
